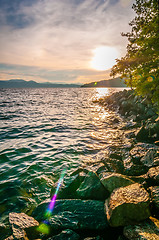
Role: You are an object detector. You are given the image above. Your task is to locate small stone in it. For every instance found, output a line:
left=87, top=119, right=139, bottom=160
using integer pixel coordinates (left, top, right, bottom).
left=105, top=183, right=151, bottom=227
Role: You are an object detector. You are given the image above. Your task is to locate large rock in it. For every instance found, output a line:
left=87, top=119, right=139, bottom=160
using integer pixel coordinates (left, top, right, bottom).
left=123, top=217, right=159, bottom=240
left=48, top=229, right=80, bottom=240
left=99, top=172, right=134, bottom=193
left=33, top=199, right=109, bottom=231
left=105, top=183, right=151, bottom=227
left=76, top=171, right=109, bottom=200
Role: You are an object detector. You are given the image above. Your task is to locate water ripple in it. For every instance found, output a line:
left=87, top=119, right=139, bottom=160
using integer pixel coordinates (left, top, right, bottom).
left=0, top=87, right=127, bottom=221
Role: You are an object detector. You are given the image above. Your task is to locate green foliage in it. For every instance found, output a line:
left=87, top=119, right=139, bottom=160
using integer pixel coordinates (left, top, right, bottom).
left=111, top=0, right=159, bottom=106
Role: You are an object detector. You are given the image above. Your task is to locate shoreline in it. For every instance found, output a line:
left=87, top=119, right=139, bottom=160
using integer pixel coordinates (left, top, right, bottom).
left=2, top=89, right=159, bottom=240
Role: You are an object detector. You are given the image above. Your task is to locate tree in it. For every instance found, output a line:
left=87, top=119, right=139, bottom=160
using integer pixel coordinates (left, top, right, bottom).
left=111, top=0, right=159, bottom=105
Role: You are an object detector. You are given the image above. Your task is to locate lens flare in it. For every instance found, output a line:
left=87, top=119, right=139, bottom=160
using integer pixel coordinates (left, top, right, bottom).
left=37, top=167, right=67, bottom=234
left=147, top=76, right=154, bottom=82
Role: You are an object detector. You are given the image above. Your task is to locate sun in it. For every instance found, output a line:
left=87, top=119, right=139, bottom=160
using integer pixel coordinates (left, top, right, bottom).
left=90, top=46, right=119, bottom=71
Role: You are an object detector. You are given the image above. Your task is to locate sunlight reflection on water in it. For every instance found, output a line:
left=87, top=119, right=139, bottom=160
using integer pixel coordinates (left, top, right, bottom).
left=0, top=87, right=127, bottom=222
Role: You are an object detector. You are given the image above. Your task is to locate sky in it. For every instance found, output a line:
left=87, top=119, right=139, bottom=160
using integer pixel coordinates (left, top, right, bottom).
left=0, top=0, right=135, bottom=84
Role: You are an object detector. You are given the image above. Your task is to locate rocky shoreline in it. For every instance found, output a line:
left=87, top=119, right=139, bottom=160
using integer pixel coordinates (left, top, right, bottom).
left=2, top=89, right=159, bottom=240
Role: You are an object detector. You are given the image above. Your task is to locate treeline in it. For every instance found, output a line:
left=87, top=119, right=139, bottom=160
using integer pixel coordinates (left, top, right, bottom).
left=111, top=0, right=159, bottom=107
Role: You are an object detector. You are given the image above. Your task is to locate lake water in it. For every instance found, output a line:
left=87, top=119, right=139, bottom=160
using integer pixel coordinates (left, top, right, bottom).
left=0, top=87, right=126, bottom=222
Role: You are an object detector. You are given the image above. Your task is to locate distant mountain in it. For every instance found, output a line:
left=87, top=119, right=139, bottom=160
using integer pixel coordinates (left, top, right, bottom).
left=81, top=77, right=127, bottom=88
left=0, top=79, right=80, bottom=88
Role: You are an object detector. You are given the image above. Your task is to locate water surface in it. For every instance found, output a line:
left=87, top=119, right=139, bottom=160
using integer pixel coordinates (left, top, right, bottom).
left=0, top=87, right=127, bottom=221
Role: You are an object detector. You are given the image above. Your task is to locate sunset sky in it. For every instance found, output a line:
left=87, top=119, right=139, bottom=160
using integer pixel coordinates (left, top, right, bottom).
left=0, top=0, right=135, bottom=84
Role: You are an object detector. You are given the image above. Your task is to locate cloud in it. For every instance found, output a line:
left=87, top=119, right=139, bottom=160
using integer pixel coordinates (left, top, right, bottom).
left=0, top=0, right=135, bottom=83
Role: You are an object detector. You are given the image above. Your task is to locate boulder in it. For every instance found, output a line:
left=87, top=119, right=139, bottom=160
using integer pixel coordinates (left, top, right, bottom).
left=9, top=212, right=39, bottom=240
left=76, top=171, right=109, bottom=200
left=105, top=183, right=151, bottom=227
left=48, top=229, right=80, bottom=240
left=123, top=217, right=159, bottom=240
left=99, top=172, right=134, bottom=193
left=32, top=199, right=109, bottom=231
left=147, top=166, right=159, bottom=185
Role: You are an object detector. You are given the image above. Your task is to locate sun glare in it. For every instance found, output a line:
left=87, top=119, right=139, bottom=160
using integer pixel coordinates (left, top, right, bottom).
left=90, top=46, right=119, bottom=71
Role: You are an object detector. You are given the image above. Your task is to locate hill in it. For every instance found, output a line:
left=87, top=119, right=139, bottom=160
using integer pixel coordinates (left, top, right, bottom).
left=0, top=79, right=80, bottom=88
left=81, top=77, right=127, bottom=88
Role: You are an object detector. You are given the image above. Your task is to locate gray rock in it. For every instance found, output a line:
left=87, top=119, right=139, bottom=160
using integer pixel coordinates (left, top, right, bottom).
left=147, top=166, right=159, bottom=185
left=99, top=172, right=134, bottom=193
left=105, top=183, right=151, bottom=227
left=48, top=229, right=80, bottom=240
left=123, top=217, right=159, bottom=240
left=33, top=199, right=109, bottom=231
left=76, top=171, right=109, bottom=200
